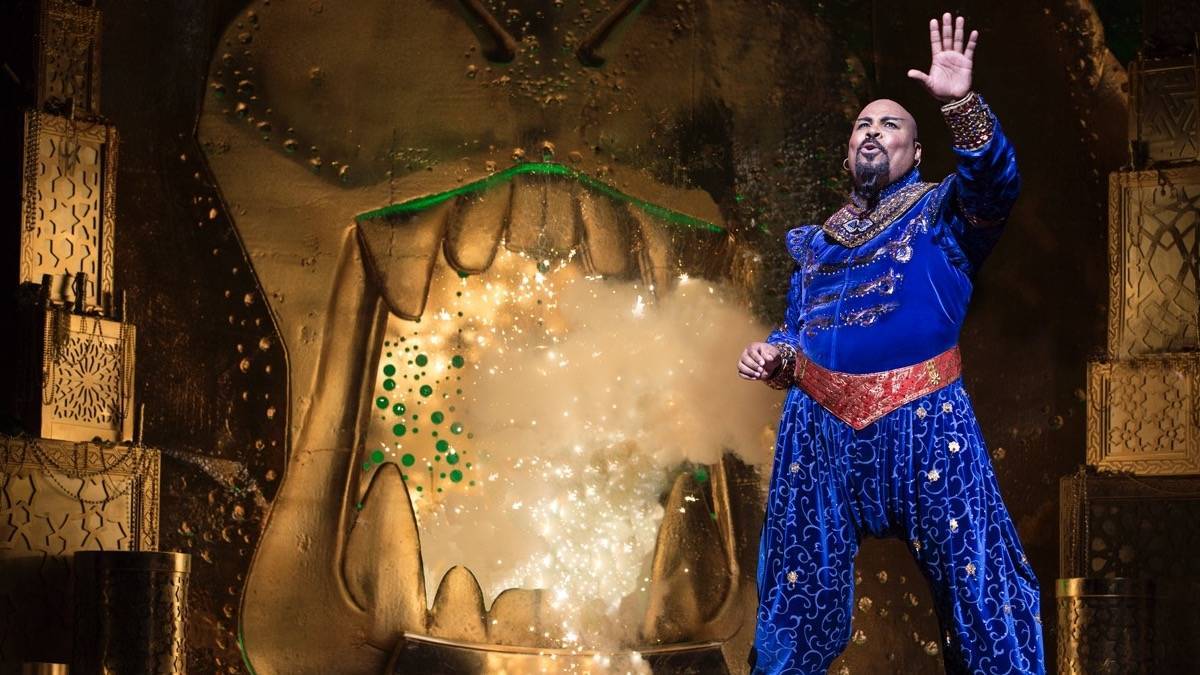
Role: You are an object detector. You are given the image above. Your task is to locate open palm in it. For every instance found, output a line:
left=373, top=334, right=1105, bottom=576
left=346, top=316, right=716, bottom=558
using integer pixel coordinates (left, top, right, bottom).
left=908, top=13, right=978, bottom=103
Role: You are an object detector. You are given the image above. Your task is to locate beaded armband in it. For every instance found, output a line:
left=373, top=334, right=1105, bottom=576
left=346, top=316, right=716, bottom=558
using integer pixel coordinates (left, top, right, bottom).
left=940, top=92, right=994, bottom=152
left=764, top=342, right=798, bottom=390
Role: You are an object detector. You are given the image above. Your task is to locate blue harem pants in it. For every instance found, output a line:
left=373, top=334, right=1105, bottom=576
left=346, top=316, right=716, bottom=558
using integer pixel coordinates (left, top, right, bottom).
left=752, top=379, right=1045, bottom=674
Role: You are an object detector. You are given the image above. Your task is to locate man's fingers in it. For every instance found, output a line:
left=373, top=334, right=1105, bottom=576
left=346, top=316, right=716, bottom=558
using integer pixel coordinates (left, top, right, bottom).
left=941, top=13, right=953, bottom=51
left=740, top=353, right=762, bottom=372
left=928, top=18, right=941, bottom=56
left=737, top=361, right=761, bottom=379
left=953, top=16, right=964, bottom=52
left=907, top=69, right=930, bottom=85
left=963, top=30, right=978, bottom=61
left=750, top=344, right=770, bottom=366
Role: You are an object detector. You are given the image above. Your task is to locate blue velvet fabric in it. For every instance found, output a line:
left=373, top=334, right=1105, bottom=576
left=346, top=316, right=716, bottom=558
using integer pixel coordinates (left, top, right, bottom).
left=752, top=113, right=1045, bottom=674
left=764, top=115, right=1020, bottom=374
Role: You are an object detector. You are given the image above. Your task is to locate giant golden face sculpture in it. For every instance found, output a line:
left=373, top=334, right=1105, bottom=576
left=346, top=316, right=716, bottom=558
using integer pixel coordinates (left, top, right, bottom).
left=198, top=1, right=846, bottom=672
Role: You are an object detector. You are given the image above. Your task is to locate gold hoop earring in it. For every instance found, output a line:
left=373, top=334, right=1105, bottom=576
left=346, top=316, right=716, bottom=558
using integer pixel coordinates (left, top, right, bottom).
left=914, top=157, right=922, bottom=167
left=842, top=158, right=850, bottom=172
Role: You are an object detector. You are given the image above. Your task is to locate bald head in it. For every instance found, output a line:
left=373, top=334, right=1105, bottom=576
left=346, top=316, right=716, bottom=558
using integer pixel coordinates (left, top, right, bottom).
left=846, top=98, right=923, bottom=201
left=858, top=99, right=919, bottom=140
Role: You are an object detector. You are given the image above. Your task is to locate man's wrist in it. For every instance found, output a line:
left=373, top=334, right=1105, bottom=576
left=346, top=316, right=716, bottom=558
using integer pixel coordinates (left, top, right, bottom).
left=940, top=91, right=994, bottom=152
left=764, top=343, right=798, bottom=390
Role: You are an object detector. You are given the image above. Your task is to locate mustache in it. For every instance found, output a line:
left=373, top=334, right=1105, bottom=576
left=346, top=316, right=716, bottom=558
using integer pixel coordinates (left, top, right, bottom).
left=858, top=140, right=888, bottom=156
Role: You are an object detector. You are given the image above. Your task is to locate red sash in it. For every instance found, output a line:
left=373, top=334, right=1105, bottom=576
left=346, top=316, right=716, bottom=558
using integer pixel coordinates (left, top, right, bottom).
left=794, top=346, right=962, bottom=430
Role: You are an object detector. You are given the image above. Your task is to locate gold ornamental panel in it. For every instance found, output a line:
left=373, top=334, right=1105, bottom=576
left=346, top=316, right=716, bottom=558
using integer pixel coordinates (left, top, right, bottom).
left=1086, top=354, right=1200, bottom=475
left=20, top=110, right=118, bottom=313
left=1130, top=56, right=1199, bottom=166
left=0, top=436, right=160, bottom=663
left=1106, top=167, right=1200, bottom=359
left=37, top=0, right=104, bottom=115
left=36, top=309, right=136, bottom=444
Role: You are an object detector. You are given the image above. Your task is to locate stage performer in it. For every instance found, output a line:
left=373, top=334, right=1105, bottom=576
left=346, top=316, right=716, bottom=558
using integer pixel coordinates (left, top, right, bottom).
left=737, top=13, right=1044, bottom=675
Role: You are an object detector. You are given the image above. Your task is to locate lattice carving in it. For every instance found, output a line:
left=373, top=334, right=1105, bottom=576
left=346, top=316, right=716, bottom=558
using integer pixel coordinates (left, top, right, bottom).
left=0, top=436, right=160, bottom=663
left=1057, top=581, right=1157, bottom=675
left=1087, top=354, right=1200, bottom=475
left=1057, top=473, right=1200, bottom=671
left=1107, top=167, right=1200, bottom=359
left=74, top=553, right=189, bottom=674
left=37, top=0, right=103, bottom=115
left=1131, top=57, right=1199, bottom=165
left=37, top=309, right=136, bottom=444
left=20, top=110, right=118, bottom=312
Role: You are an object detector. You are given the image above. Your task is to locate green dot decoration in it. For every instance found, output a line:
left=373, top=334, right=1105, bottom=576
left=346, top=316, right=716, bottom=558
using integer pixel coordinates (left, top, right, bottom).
left=371, top=276, right=485, bottom=496
left=693, top=467, right=709, bottom=483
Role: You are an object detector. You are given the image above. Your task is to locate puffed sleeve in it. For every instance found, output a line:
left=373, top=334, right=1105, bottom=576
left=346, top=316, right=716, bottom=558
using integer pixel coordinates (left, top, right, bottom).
left=934, top=92, right=1020, bottom=277
left=761, top=227, right=810, bottom=389
left=764, top=262, right=803, bottom=351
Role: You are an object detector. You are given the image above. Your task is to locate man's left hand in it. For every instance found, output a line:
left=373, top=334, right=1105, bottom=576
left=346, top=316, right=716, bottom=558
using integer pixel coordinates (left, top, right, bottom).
left=907, top=12, right=978, bottom=103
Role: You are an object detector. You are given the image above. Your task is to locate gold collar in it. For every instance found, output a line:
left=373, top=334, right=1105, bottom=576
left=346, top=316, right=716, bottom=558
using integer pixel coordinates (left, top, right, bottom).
left=822, top=181, right=937, bottom=247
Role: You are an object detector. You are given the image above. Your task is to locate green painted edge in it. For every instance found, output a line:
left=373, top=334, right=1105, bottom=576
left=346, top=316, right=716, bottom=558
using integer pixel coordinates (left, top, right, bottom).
left=354, top=161, right=723, bottom=233
left=238, top=623, right=259, bottom=675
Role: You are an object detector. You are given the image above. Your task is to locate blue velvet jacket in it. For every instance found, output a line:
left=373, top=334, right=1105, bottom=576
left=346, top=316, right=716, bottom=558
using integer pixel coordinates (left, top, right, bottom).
left=766, top=98, right=1018, bottom=374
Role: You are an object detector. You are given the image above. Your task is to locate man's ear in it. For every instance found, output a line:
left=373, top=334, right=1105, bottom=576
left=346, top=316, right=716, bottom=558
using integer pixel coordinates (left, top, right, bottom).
left=913, top=141, right=923, bottom=165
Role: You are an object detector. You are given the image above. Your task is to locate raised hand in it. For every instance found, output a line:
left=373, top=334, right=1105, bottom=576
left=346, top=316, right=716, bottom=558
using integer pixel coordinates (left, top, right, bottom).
left=907, top=13, right=978, bottom=103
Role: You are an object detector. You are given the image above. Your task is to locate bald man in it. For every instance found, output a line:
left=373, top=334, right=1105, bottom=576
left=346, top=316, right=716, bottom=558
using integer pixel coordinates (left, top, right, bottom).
left=737, top=13, right=1044, bottom=675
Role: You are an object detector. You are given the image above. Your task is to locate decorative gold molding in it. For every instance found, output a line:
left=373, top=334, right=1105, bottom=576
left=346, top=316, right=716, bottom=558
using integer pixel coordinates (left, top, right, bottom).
left=0, top=436, right=159, bottom=662
left=1087, top=353, right=1200, bottom=475
left=1130, top=56, right=1200, bottom=165
left=20, top=110, right=118, bottom=313
left=1, top=435, right=160, bottom=553
left=37, top=0, right=103, bottom=115
left=1106, top=166, right=1200, bottom=359
left=35, top=309, right=136, bottom=444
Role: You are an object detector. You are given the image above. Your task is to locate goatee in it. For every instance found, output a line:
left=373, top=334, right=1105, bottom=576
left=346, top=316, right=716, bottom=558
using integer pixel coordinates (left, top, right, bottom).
left=854, top=156, right=890, bottom=206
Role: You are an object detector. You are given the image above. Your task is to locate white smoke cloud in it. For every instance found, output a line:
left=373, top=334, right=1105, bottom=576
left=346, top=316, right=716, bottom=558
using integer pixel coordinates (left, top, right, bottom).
left=365, top=251, right=783, bottom=648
